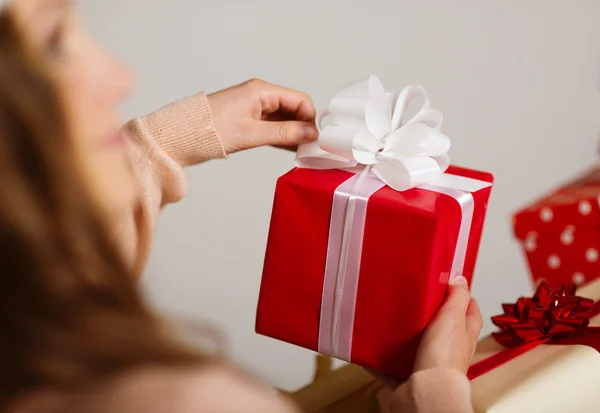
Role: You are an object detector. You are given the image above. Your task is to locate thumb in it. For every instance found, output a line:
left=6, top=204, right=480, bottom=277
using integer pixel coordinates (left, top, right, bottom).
left=440, top=276, right=472, bottom=318
left=258, top=120, right=318, bottom=147
left=466, top=299, right=483, bottom=341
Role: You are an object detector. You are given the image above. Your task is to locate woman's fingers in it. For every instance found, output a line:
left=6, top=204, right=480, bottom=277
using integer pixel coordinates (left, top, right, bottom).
left=256, top=82, right=318, bottom=147
left=256, top=81, right=317, bottom=122
left=207, top=79, right=318, bottom=153
left=252, top=120, right=318, bottom=148
left=413, top=275, right=480, bottom=374
left=442, top=277, right=482, bottom=346
left=440, top=276, right=471, bottom=319
left=466, top=299, right=483, bottom=342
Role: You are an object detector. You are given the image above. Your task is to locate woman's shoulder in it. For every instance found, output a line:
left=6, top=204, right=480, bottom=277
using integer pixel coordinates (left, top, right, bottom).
left=12, top=364, right=299, bottom=413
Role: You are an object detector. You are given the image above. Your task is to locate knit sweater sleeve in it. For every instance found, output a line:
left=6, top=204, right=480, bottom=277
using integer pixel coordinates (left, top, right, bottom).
left=116, top=92, right=227, bottom=275
left=388, top=368, right=473, bottom=413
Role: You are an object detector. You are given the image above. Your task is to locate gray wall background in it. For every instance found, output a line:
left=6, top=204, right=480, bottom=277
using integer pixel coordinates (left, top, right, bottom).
left=80, top=0, right=600, bottom=390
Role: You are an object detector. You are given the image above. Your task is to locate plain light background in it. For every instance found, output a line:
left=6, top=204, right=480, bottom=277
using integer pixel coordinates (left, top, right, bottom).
left=80, top=1, right=600, bottom=391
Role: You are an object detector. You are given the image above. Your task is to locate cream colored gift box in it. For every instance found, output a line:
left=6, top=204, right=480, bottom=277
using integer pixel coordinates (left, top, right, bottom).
left=470, top=277, right=600, bottom=412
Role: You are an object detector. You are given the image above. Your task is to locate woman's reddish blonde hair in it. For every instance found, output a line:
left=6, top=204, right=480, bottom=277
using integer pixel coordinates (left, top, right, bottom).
left=0, top=10, right=203, bottom=405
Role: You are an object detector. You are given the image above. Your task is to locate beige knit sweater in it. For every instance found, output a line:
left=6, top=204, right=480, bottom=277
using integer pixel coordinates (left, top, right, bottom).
left=22, top=93, right=473, bottom=413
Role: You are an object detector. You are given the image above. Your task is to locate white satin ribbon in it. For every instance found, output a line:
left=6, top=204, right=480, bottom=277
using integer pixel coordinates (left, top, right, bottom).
left=296, top=75, right=450, bottom=192
left=299, top=76, right=492, bottom=362
left=318, top=166, right=386, bottom=360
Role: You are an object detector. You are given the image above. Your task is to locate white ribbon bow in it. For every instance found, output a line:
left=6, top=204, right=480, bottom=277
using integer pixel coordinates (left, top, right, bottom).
left=296, top=75, right=451, bottom=191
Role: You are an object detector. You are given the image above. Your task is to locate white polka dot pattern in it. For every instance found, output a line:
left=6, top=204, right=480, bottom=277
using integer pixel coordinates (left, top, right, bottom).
left=573, top=272, right=586, bottom=285
left=540, top=208, right=553, bottom=222
left=547, top=255, right=561, bottom=269
left=524, top=232, right=537, bottom=252
left=579, top=200, right=592, bottom=215
left=515, top=170, right=600, bottom=289
left=586, top=248, right=599, bottom=263
left=560, top=228, right=574, bottom=245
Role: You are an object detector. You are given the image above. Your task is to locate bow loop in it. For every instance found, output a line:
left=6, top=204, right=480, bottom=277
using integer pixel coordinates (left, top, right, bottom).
left=383, top=123, right=450, bottom=158
left=390, top=84, right=432, bottom=130
left=365, top=93, right=394, bottom=139
left=296, top=76, right=451, bottom=191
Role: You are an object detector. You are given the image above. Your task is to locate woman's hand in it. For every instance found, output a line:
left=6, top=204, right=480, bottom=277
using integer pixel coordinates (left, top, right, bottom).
left=207, top=79, right=319, bottom=154
left=413, top=275, right=482, bottom=374
left=370, top=276, right=482, bottom=390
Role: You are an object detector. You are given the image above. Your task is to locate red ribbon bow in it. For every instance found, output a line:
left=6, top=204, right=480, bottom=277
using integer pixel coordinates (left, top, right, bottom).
left=491, top=282, right=595, bottom=347
left=468, top=282, right=600, bottom=380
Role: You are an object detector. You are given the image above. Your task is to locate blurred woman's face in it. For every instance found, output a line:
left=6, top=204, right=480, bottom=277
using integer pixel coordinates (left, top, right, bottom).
left=9, top=0, right=136, bottom=216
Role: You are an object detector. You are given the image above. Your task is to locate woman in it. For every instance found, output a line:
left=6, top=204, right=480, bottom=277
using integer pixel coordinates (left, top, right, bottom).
left=0, top=0, right=482, bottom=412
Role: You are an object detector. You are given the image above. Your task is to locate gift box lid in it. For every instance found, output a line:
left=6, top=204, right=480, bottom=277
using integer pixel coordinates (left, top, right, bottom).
left=513, top=167, right=600, bottom=241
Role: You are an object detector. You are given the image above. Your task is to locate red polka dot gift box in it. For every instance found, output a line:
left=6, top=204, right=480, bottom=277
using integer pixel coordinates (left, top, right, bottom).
left=513, top=167, right=600, bottom=288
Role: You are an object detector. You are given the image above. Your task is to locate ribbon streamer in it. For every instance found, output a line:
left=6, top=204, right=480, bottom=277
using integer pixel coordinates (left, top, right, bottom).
left=318, top=170, right=386, bottom=359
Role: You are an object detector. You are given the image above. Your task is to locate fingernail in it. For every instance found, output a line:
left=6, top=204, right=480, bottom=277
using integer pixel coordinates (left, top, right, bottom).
left=303, top=125, right=318, bottom=141
left=450, top=275, right=469, bottom=293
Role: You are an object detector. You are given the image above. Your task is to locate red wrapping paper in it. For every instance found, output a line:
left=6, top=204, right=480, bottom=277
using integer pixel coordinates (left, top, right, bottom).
left=256, top=165, right=493, bottom=377
left=513, top=167, right=600, bottom=288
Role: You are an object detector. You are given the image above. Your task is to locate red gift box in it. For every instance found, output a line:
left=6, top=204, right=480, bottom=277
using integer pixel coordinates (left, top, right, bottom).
left=513, top=167, right=600, bottom=288
left=256, top=165, right=493, bottom=377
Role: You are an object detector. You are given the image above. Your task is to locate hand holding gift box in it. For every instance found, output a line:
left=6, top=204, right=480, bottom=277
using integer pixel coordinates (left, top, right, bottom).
left=256, top=76, right=494, bottom=377
left=372, top=279, right=600, bottom=412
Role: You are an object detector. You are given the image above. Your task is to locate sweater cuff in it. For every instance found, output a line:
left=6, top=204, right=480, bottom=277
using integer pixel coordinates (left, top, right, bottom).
left=135, top=93, right=227, bottom=167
